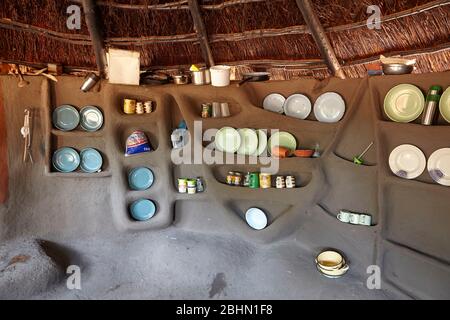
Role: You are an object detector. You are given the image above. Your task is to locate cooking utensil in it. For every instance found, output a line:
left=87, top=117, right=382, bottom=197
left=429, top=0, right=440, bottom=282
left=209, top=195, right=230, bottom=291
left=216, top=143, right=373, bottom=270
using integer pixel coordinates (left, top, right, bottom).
left=237, top=72, right=270, bottom=87
left=21, top=109, right=33, bottom=163
left=384, top=84, right=425, bottom=123
left=382, top=63, right=414, bottom=75
left=353, top=142, right=374, bottom=165
left=81, top=73, right=100, bottom=92
left=314, top=92, right=346, bottom=123
left=172, top=74, right=190, bottom=85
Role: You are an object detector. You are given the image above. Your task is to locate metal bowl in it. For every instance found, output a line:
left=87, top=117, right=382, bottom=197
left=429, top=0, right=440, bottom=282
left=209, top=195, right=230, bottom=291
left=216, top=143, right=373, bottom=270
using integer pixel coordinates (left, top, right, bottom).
left=382, top=63, right=414, bottom=75
left=172, top=75, right=190, bottom=85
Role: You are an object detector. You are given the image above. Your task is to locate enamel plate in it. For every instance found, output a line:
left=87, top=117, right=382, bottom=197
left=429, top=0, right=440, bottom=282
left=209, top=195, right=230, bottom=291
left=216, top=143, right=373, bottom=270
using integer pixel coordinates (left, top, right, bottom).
left=439, top=87, right=450, bottom=124
left=237, top=128, right=258, bottom=156
left=267, top=132, right=297, bottom=155
left=80, top=106, right=104, bottom=132
left=263, top=93, right=286, bottom=114
left=254, top=129, right=268, bottom=156
left=215, top=127, right=241, bottom=154
left=283, top=94, right=312, bottom=120
left=80, top=148, right=103, bottom=173
left=128, top=167, right=154, bottom=191
left=384, top=84, right=425, bottom=123
left=428, top=148, right=450, bottom=187
left=314, top=92, right=346, bottom=123
left=52, top=105, right=80, bottom=131
left=130, top=199, right=156, bottom=221
left=52, top=147, right=80, bottom=173
left=245, top=208, right=268, bottom=230
left=389, top=144, right=426, bottom=180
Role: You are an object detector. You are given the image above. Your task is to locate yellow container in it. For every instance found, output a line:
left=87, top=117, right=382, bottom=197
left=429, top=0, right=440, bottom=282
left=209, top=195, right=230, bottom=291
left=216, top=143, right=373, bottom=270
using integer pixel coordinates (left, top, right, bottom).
left=123, top=99, right=136, bottom=114
left=259, top=173, right=272, bottom=189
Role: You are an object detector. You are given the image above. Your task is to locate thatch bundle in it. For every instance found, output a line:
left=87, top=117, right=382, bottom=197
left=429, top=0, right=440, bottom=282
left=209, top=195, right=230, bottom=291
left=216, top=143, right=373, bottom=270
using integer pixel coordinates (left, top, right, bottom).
left=0, top=0, right=449, bottom=79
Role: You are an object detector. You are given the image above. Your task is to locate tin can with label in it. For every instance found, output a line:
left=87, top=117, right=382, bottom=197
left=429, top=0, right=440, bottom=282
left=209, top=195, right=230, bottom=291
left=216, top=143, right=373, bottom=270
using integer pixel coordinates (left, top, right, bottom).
left=187, top=187, right=197, bottom=194
left=286, top=176, right=296, bottom=189
left=136, top=102, right=144, bottom=114
left=123, top=99, right=136, bottom=114
left=249, top=172, right=260, bottom=189
left=276, top=176, right=286, bottom=189
left=178, top=178, right=188, bottom=193
left=187, top=179, right=197, bottom=188
left=234, top=172, right=242, bottom=186
left=144, top=101, right=153, bottom=113
left=226, top=172, right=235, bottom=185
left=243, top=172, right=251, bottom=187
left=201, top=103, right=212, bottom=118
left=260, top=173, right=272, bottom=189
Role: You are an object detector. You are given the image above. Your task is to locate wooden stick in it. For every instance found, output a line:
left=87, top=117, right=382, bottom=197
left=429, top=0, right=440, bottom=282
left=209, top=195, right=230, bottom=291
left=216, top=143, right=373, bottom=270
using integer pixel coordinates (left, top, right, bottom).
left=187, top=0, right=215, bottom=68
left=295, top=0, right=345, bottom=79
left=81, top=0, right=107, bottom=77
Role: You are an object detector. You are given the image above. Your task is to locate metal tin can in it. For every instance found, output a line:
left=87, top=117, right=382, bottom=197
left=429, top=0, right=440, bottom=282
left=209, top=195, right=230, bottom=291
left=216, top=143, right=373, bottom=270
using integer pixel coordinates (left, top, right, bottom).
left=249, top=172, right=260, bottom=189
left=178, top=178, right=188, bottom=193
left=226, top=172, right=235, bottom=185
left=286, top=176, right=296, bottom=189
left=187, top=179, right=197, bottom=188
left=421, top=85, right=442, bottom=125
left=276, top=176, right=286, bottom=189
left=136, top=102, right=144, bottom=114
left=187, top=187, right=197, bottom=194
left=243, top=172, right=251, bottom=187
left=144, top=101, right=153, bottom=113
left=260, top=173, right=272, bottom=189
left=234, top=172, right=242, bottom=186
left=123, top=99, right=136, bottom=114
left=201, top=103, right=212, bottom=118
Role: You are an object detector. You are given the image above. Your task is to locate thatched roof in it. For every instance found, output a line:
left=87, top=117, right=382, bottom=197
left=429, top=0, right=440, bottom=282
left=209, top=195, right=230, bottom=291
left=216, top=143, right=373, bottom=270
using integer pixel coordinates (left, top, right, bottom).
left=0, top=0, right=449, bottom=79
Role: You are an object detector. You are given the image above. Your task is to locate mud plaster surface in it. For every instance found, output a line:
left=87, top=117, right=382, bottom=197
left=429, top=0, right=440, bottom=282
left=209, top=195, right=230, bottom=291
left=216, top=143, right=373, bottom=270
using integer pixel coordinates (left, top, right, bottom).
left=0, top=73, right=449, bottom=299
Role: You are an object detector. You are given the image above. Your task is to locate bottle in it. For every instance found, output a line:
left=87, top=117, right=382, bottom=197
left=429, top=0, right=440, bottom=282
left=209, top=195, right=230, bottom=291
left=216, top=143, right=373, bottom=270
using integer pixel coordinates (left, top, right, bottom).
left=421, top=85, right=442, bottom=125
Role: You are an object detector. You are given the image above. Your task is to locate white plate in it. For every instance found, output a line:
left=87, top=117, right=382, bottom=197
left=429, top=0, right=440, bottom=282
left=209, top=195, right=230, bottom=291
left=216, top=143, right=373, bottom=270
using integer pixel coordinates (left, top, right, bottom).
left=428, top=148, right=450, bottom=186
left=283, top=94, right=312, bottom=120
left=313, top=92, right=346, bottom=123
left=215, top=127, right=241, bottom=154
left=245, top=208, right=268, bottom=230
left=263, top=93, right=285, bottom=114
left=389, top=144, right=426, bottom=179
left=237, top=128, right=258, bottom=156
left=253, top=129, right=268, bottom=156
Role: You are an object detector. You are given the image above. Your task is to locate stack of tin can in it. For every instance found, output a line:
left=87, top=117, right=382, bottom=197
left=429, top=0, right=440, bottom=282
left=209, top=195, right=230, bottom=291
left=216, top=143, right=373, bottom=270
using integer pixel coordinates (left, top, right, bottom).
left=123, top=99, right=154, bottom=115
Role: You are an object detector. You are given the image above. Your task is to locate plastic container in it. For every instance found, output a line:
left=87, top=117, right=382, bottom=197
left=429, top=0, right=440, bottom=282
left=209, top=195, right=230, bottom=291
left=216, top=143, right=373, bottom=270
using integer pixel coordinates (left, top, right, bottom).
left=210, top=65, right=231, bottom=87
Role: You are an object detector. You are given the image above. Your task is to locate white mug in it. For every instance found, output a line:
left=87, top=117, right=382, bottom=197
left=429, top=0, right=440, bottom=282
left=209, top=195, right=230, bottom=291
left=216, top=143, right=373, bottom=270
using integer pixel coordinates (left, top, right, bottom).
left=349, top=213, right=360, bottom=225
left=359, top=214, right=372, bottom=226
left=337, top=211, right=351, bottom=223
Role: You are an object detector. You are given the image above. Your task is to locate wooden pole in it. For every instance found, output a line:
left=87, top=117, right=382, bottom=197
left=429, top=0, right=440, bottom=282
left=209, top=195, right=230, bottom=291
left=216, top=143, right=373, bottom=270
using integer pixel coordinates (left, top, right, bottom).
left=187, top=0, right=215, bottom=68
left=295, top=0, right=345, bottom=79
left=81, top=0, right=107, bottom=77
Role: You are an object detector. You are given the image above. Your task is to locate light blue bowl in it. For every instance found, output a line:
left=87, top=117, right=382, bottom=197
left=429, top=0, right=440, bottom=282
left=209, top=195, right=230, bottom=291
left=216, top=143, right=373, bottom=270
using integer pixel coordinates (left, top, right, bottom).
left=52, top=147, right=80, bottom=173
left=128, top=167, right=154, bottom=191
left=80, top=148, right=103, bottom=173
left=130, top=199, right=156, bottom=221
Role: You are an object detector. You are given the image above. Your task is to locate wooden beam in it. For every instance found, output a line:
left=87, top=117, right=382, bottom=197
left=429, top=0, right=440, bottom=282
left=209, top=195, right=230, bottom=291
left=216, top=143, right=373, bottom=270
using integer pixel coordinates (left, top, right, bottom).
left=187, top=0, right=215, bottom=68
left=81, top=0, right=107, bottom=77
left=295, top=0, right=346, bottom=79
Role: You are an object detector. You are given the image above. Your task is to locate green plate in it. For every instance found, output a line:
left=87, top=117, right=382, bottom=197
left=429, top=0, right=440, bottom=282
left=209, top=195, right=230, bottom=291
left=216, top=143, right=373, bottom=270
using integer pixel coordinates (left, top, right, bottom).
left=237, top=128, right=258, bottom=156
left=215, top=127, right=241, bottom=154
left=384, top=84, right=425, bottom=123
left=439, top=87, right=450, bottom=124
left=267, top=132, right=297, bottom=155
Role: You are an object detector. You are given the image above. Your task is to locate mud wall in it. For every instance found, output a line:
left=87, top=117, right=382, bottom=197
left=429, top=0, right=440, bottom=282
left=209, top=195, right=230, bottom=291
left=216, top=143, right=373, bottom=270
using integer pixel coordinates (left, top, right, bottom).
left=0, top=72, right=449, bottom=299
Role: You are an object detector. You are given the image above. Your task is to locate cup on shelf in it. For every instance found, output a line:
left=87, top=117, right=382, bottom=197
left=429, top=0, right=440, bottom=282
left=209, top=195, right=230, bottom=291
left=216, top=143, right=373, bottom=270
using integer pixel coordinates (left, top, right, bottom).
left=212, top=102, right=222, bottom=118
left=220, top=103, right=231, bottom=117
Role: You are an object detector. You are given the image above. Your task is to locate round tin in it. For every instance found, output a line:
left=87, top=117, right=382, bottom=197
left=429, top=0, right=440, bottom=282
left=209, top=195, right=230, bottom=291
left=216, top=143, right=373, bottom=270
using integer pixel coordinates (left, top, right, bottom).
left=234, top=172, right=242, bottom=186
left=276, top=176, right=286, bottom=189
left=201, top=103, right=212, bottom=118
left=260, top=173, right=272, bottom=189
left=123, top=99, right=136, bottom=114
left=286, top=176, right=296, bottom=188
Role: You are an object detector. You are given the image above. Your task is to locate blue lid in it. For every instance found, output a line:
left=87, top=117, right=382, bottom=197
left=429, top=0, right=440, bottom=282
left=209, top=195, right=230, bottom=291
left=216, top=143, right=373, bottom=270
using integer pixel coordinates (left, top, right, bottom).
left=80, top=148, right=103, bottom=173
left=130, top=199, right=156, bottom=221
left=52, top=147, right=80, bottom=173
left=52, top=105, right=80, bottom=131
left=128, top=167, right=154, bottom=190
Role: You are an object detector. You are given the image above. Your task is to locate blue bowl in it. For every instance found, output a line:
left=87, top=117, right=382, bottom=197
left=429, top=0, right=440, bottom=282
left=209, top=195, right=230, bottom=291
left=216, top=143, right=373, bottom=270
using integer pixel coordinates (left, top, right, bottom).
left=128, top=167, right=154, bottom=191
left=130, top=199, right=156, bottom=221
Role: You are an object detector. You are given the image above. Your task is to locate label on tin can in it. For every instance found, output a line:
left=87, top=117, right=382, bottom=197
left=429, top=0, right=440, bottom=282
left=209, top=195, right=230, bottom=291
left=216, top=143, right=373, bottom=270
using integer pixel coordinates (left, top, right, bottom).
left=123, top=99, right=136, bottom=114
left=260, top=173, right=272, bottom=189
